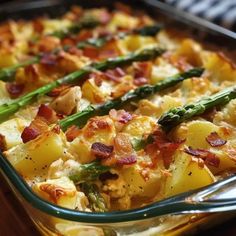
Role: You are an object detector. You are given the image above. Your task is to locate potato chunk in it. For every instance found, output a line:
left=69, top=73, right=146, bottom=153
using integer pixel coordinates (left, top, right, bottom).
left=164, top=152, right=215, bottom=197
left=4, top=130, right=67, bottom=176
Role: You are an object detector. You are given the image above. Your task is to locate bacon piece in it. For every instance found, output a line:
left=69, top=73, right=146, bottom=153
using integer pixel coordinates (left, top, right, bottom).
left=133, top=62, right=152, bottom=86
left=33, top=19, right=44, bottom=33
left=83, top=47, right=99, bottom=59
left=184, top=147, right=220, bottom=168
left=104, top=67, right=126, bottom=82
left=47, top=84, right=71, bottom=97
left=99, top=10, right=111, bottom=24
left=145, top=129, right=182, bottom=168
left=117, top=155, right=137, bottom=166
left=76, top=30, right=93, bottom=41
left=206, top=132, right=227, bottom=147
left=40, top=53, right=57, bottom=66
left=66, top=46, right=83, bottom=57
left=91, top=142, right=114, bottom=159
left=65, top=125, right=81, bottom=142
left=21, top=125, right=41, bottom=144
left=37, top=36, right=60, bottom=53
left=6, top=82, right=24, bottom=98
left=37, top=104, right=58, bottom=124
left=0, top=134, right=6, bottom=152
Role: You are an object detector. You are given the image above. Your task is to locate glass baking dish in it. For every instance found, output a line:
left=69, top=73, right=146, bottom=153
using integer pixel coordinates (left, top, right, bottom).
left=1, top=0, right=236, bottom=235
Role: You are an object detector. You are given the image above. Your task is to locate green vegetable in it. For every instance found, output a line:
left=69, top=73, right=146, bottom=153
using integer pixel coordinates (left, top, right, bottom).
left=0, top=24, right=163, bottom=82
left=0, top=47, right=165, bottom=122
left=80, top=182, right=107, bottom=212
left=59, top=67, right=204, bottom=130
left=158, top=86, right=236, bottom=131
left=69, top=161, right=110, bottom=184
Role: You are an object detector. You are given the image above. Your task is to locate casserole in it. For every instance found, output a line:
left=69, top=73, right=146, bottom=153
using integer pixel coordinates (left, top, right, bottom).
left=1, top=0, right=236, bottom=235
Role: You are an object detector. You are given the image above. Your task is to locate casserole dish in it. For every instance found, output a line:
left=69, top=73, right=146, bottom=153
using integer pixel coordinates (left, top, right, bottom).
left=1, top=0, right=236, bottom=235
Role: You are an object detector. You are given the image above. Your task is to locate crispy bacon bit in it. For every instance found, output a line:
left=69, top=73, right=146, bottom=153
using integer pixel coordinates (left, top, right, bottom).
left=109, top=109, right=132, bottom=124
left=47, top=84, right=71, bottom=97
left=6, top=82, right=24, bottom=98
left=37, top=36, right=60, bottom=53
left=21, top=126, right=41, bottom=143
left=33, top=19, right=44, bottom=33
left=40, top=53, right=57, bottom=66
left=133, top=62, right=152, bottom=86
left=91, top=142, right=114, bottom=159
left=37, top=104, right=58, bottom=124
left=145, top=129, right=182, bottom=168
left=201, top=107, right=217, bottom=122
left=117, top=155, right=137, bottom=165
left=99, top=10, right=111, bottom=24
left=76, top=30, right=93, bottom=41
left=66, top=46, right=83, bottom=57
left=83, top=47, right=99, bottom=59
left=39, top=184, right=66, bottom=203
left=0, top=134, right=6, bottom=152
left=206, top=132, right=227, bottom=147
left=104, top=67, right=126, bottom=82
left=65, top=125, right=81, bottom=142
left=184, top=147, right=220, bottom=168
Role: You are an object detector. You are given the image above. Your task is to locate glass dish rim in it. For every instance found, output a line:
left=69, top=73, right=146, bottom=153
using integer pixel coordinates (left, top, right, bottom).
left=1, top=0, right=236, bottom=224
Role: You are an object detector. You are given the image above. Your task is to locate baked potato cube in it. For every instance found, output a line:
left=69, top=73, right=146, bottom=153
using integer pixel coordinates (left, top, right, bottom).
left=122, top=116, right=156, bottom=142
left=4, top=130, right=67, bottom=176
left=121, top=163, right=162, bottom=197
left=82, top=78, right=111, bottom=104
left=0, top=52, right=17, bottom=68
left=118, top=35, right=156, bottom=54
left=0, top=81, right=11, bottom=105
left=0, top=118, right=29, bottom=149
left=172, top=120, right=221, bottom=149
left=164, top=152, right=215, bottom=198
left=33, top=176, right=85, bottom=209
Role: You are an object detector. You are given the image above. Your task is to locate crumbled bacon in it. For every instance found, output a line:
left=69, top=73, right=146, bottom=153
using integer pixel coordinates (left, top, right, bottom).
left=145, top=129, right=182, bottom=168
left=76, top=30, right=93, bottom=41
left=206, top=132, right=227, bottom=147
left=6, top=82, right=24, bottom=98
left=65, top=125, right=81, bottom=142
left=21, top=126, right=41, bottom=143
left=32, top=19, right=44, bottom=33
left=104, top=67, right=126, bottom=82
left=47, top=84, right=71, bottom=97
left=91, top=142, right=114, bottom=159
left=37, top=104, right=58, bottom=124
left=133, top=62, right=152, bottom=86
left=184, top=146, right=220, bottom=168
left=0, top=134, right=6, bottom=152
left=37, top=36, right=60, bottom=53
left=117, top=155, right=137, bottom=165
left=83, top=47, right=99, bottom=59
left=66, top=46, right=83, bottom=57
left=40, top=53, right=58, bottom=66
left=98, top=10, right=111, bottom=24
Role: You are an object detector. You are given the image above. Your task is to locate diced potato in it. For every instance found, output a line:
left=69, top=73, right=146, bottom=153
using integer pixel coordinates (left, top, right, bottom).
left=0, top=51, right=17, bottom=68
left=4, top=130, right=67, bottom=176
left=202, top=52, right=236, bottom=82
left=122, top=116, right=156, bottom=142
left=121, top=162, right=162, bottom=197
left=33, top=176, right=89, bottom=210
left=0, top=118, right=29, bottom=149
left=176, top=39, right=203, bottom=66
left=151, top=61, right=179, bottom=84
left=173, top=120, right=220, bottom=149
left=82, top=78, right=111, bottom=103
left=42, top=19, right=71, bottom=34
left=164, top=152, right=215, bottom=197
left=108, top=12, right=138, bottom=32
left=118, top=35, right=156, bottom=54
left=0, top=81, right=11, bottom=105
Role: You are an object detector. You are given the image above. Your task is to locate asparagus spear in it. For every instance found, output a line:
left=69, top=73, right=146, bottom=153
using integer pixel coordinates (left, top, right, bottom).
left=80, top=182, right=107, bottom=212
left=69, top=161, right=110, bottom=184
left=0, top=47, right=165, bottom=121
left=158, top=86, right=236, bottom=130
left=59, top=67, right=204, bottom=130
left=0, top=24, right=163, bottom=82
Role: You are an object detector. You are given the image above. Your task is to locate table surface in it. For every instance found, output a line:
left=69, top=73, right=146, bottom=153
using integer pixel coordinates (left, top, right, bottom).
left=0, top=174, right=236, bottom=236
